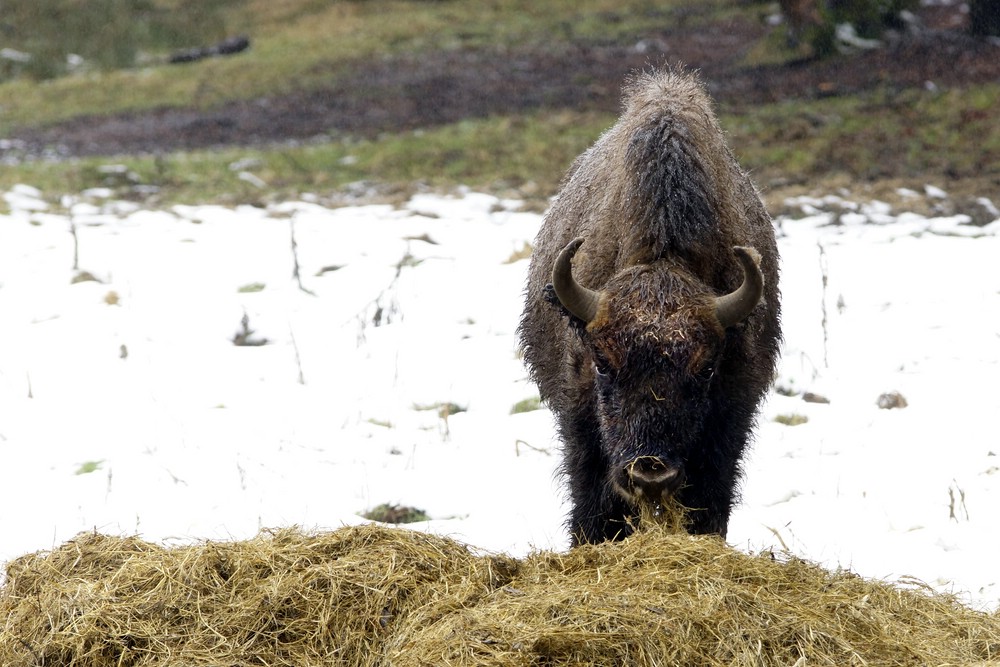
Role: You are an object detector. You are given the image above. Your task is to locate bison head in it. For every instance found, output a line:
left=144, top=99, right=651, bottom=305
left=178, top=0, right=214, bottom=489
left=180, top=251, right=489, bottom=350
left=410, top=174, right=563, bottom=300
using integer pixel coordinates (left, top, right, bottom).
left=550, top=237, right=764, bottom=520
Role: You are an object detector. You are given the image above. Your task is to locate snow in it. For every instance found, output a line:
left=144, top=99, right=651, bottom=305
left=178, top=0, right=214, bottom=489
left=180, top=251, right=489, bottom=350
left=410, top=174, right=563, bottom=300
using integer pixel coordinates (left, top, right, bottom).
left=1, top=185, right=998, bottom=610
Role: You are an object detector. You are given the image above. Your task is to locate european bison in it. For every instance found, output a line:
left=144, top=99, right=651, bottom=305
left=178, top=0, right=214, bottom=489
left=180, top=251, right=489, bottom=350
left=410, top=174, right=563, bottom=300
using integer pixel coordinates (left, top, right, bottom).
left=519, top=69, right=781, bottom=545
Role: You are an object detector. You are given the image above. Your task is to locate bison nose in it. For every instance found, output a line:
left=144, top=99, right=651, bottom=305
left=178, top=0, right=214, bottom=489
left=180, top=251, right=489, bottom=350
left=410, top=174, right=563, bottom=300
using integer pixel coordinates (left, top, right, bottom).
left=626, top=456, right=684, bottom=503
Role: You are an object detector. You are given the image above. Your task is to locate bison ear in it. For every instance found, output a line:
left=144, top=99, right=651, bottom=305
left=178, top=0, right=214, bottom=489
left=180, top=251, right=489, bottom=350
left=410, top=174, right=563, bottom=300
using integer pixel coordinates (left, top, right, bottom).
left=542, top=282, right=562, bottom=307
left=714, top=246, right=764, bottom=328
left=543, top=282, right=590, bottom=333
left=551, top=237, right=601, bottom=324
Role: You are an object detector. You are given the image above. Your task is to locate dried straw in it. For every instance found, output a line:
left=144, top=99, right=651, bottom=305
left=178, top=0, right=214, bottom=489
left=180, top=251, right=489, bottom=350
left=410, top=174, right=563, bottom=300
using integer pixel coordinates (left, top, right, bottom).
left=1, top=524, right=997, bottom=666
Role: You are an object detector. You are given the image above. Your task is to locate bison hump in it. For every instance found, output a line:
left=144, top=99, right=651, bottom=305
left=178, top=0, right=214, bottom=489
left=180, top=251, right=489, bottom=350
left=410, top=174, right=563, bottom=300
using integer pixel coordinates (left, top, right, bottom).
left=624, top=116, right=721, bottom=260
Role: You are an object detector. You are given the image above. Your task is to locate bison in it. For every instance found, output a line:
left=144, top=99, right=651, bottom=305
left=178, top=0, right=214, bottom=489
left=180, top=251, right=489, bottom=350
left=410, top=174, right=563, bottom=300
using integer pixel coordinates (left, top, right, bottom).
left=519, top=69, right=781, bottom=545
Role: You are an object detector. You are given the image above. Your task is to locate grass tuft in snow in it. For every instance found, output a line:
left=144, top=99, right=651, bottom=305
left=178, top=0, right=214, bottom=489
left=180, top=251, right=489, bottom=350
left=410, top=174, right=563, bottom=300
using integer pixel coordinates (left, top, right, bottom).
left=510, top=397, right=542, bottom=414
left=774, top=414, right=809, bottom=426
left=361, top=505, right=431, bottom=525
left=74, top=461, right=105, bottom=475
left=504, top=242, right=533, bottom=264
left=231, top=312, right=269, bottom=346
left=413, top=402, right=466, bottom=420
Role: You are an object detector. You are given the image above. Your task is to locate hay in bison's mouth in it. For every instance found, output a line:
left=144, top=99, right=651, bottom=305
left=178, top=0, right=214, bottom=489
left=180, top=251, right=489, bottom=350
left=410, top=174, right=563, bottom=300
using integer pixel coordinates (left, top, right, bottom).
left=613, top=457, right=690, bottom=533
left=632, top=494, right=690, bottom=534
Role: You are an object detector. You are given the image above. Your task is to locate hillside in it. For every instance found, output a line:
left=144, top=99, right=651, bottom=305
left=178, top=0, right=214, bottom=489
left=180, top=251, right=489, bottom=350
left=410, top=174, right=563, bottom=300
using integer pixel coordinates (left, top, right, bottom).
left=1, top=0, right=998, bottom=207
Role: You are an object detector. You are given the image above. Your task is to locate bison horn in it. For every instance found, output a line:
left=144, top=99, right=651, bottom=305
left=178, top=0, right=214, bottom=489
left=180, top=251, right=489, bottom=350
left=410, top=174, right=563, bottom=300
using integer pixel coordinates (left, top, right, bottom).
left=552, top=237, right=601, bottom=324
left=714, top=246, right=765, bottom=328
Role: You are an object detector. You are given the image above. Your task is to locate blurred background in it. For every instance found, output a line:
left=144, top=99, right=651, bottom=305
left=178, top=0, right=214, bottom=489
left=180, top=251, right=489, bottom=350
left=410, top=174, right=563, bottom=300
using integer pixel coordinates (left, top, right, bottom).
left=1, top=0, right=998, bottom=214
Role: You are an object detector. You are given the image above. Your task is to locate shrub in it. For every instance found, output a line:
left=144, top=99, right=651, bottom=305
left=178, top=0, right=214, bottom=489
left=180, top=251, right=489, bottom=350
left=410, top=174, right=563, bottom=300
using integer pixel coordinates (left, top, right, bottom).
left=969, top=0, right=1000, bottom=36
left=803, top=0, right=920, bottom=58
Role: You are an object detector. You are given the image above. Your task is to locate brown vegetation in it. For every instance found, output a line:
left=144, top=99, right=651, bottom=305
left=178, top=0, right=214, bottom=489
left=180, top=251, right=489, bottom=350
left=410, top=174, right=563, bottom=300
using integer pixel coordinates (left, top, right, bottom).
left=2, top=524, right=997, bottom=666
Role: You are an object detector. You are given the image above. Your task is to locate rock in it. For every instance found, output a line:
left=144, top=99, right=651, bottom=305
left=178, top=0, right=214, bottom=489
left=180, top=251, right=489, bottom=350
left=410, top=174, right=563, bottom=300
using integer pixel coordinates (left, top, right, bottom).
left=877, top=391, right=908, bottom=410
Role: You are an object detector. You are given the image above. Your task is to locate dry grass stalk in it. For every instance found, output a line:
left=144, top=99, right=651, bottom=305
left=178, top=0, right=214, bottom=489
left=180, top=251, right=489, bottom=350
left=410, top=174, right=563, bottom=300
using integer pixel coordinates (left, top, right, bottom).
left=1, top=524, right=997, bottom=666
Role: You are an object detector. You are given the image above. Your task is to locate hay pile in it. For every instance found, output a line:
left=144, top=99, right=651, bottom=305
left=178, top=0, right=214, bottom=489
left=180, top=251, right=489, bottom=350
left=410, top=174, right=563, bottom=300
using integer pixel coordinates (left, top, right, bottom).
left=1, top=524, right=997, bottom=666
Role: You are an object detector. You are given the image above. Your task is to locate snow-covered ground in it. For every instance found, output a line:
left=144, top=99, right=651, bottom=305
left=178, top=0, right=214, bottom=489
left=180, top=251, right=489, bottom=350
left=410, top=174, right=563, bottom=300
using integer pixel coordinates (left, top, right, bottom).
left=1, top=184, right=998, bottom=610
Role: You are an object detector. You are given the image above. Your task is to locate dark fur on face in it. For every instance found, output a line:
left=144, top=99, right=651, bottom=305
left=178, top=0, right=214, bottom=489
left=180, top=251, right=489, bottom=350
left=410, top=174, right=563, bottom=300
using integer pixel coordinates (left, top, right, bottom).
left=519, top=68, right=781, bottom=545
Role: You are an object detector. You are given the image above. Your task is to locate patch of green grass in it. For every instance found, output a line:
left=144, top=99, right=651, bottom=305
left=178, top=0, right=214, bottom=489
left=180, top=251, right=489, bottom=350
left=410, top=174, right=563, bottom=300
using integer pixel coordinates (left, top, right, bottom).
left=774, top=414, right=809, bottom=427
left=0, top=0, right=723, bottom=134
left=510, top=397, right=543, bottom=414
left=237, top=282, right=266, bottom=293
left=356, top=111, right=613, bottom=193
left=75, top=460, right=105, bottom=475
left=361, top=503, right=430, bottom=525
left=0, top=0, right=238, bottom=82
left=4, top=80, right=999, bottom=208
left=720, top=83, right=1000, bottom=189
left=0, top=110, right=613, bottom=206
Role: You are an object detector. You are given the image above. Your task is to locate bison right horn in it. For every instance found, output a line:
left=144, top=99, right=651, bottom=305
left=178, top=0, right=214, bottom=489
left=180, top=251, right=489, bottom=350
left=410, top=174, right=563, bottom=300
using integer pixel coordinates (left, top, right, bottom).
left=714, top=246, right=765, bottom=328
left=551, top=237, right=601, bottom=324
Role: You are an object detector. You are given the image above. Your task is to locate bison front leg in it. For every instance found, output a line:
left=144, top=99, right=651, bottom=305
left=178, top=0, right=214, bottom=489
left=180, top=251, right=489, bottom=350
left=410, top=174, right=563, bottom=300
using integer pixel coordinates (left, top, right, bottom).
left=557, top=410, right=633, bottom=545
left=676, top=438, right=745, bottom=539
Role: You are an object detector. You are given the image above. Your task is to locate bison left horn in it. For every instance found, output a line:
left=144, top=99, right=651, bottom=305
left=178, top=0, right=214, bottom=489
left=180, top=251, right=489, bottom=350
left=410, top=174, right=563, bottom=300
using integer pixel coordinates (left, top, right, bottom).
left=551, top=237, right=601, bottom=324
left=714, top=246, right=765, bottom=328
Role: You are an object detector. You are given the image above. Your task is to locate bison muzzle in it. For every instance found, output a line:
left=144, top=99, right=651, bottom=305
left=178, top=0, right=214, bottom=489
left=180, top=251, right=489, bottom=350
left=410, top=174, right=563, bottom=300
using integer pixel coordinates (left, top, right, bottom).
left=519, top=68, right=781, bottom=545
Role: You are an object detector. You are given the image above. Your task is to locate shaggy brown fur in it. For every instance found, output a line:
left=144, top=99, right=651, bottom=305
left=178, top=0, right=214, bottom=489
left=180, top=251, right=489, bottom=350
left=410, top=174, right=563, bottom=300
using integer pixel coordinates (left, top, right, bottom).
left=519, top=68, right=781, bottom=545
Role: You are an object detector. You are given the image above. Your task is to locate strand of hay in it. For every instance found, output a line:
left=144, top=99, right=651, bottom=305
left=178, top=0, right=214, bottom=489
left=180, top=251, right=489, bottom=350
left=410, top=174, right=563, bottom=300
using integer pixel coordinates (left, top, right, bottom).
left=2, top=524, right=997, bottom=666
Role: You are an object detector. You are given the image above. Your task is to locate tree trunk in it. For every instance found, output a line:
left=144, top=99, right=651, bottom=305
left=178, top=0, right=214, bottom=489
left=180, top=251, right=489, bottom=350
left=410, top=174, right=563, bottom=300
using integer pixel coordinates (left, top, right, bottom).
left=969, top=0, right=1000, bottom=36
